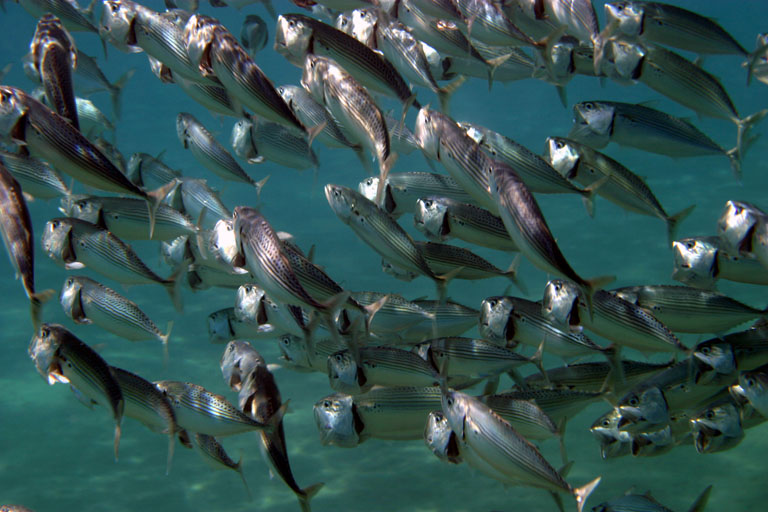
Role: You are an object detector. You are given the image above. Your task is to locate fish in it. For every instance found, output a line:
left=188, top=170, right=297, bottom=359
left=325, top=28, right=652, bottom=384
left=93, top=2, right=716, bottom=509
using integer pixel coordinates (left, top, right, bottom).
left=358, top=172, right=476, bottom=219
left=534, top=0, right=600, bottom=45
left=689, top=398, right=746, bottom=454
left=314, top=387, right=443, bottom=445
left=220, top=340, right=266, bottom=392
left=240, top=14, right=268, bottom=57
left=60, top=276, right=171, bottom=354
left=177, top=112, right=268, bottom=191
left=126, top=152, right=181, bottom=190
left=736, top=363, right=768, bottom=418
left=277, top=334, right=347, bottom=373
left=183, top=14, right=308, bottom=133
left=174, top=74, right=245, bottom=118
left=0, top=86, right=170, bottom=238
left=231, top=117, right=317, bottom=171
left=328, top=346, right=439, bottom=393
left=28, top=323, right=124, bottom=459
left=303, top=56, right=394, bottom=191
left=28, top=15, right=80, bottom=129
left=420, top=337, right=536, bottom=381
left=0, top=150, right=69, bottom=199
left=491, top=164, right=614, bottom=313
left=192, top=433, right=252, bottom=499
left=74, top=50, right=134, bottom=118
left=612, top=284, right=768, bottom=334
left=60, top=194, right=197, bottom=241
left=208, top=307, right=278, bottom=344
left=441, top=390, right=600, bottom=512
left=275, top=13, right=418, bottom=110
left=325, top=184, right=449, bottom=298
left=41, top=217, right=183, bottom=311
left=424, top=410, right=463, bottom=464
left=569, top=100, right=743, bottom=178
left=414, top=196, right=518, bottom=251
left=525, top=359, right=675, bottom=395
left=452, top=0, right=541, bottom=48
left=546, top=137, right=695, bottom=244
left=440, top=44, right=535, bottom=84
left=672, top=236, right=768, bottom=289
left=0, top=160, right=54, bottom=330
left=716, top=200, right=767, bottom=257
left=544, top=279, right=688, bottom=354
left=18, top=0, right=99, bottom=34
left=694, top=327, right=768, bottom=386
left=111, top=366, right=180, bottom=474
left=334, top=8, right=378, bottom=48
left=487, top=388, right=603, bottom=426
left=589, top=409, right=633, bottom=460
left=403, top=299, right=478, bottom=340
left=414, top=107, right=497, bottom=212
left=154, top=380, right=271, bottom=436
left=592, top=485, right=712, bottom=512
left=747, top=33, right=768, bottom=87
left=603, top=1, right=746, bottom=56
left=172, top=178, right=232, bottom=229
left=479, top=296, right=607, bottom=360
left=414, top=241, right=523, bottom=285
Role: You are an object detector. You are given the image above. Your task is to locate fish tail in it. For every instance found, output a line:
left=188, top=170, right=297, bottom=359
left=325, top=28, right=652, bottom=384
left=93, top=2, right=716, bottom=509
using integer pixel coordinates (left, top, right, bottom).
left=600, top=344, right=625, bottom=393
left=593, top=19, right=619, bottom=76
left=504, top=255, right=527, bottom=295
left=252, top=174, right=270, bottom=201
left=746, top=43, right=768, bottom=86
left=144, top=179, right=180, bottom=240
left=297, top=482, right=325, bottom=512
left=485, top=53, right=512, bottom=91
left=164, top=263, right=187, bottom=313
left=114, top=422, right=122, bottom=462
left=434, top=266, right=463, bottom=303
left=29, top=289, right=55, bottom=333
left=305, top=121, right=326, bottom=150
left=736, top=109, right=768, bottom=164
left=109, top=68, right=136, bottom=120
left=579, top=275, right=615, bottom=321
left=535, top=25, right=568, bottom=77
left=375, top=153, right=397, bottom=206
left=165, top=425, right=176, bottom=476
left=161, top=321, right=173, bottom=368
left=666, top=204, right=696, bottom=247
left=574, top=476, right=601, bottom=512
left=363, top=294, right=389, bottom=335
left=436, top=75, right=467, bottom=116
left=235, top=453, right=254, bottom=501
left=581, top=175, right=610, bottom=218
left=688, top=485, right=713, bottom=512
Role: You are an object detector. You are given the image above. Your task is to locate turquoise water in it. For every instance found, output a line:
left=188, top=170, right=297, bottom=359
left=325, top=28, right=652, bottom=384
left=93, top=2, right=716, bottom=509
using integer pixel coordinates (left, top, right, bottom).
left=1, top=1, right=767, bottom=510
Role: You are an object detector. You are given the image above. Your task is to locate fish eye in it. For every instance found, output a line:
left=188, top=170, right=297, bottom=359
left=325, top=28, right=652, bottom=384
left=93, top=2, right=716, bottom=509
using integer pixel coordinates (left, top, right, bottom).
left=335, top=354, right=343, bottom=362
left=52, top=220, right=60, bottom=228
left=628, top=397, right=639, bottom=406
left=602, top=419, right=610, bottom=427
left=41, top=327, right=50, bottom=337
left=705, top=410, right=715, bottom=419
left=556, top=141, right=564, bottom=149
left=745, top=377, right=756, bottom=387
left=685, top=241, right=695, bottom=249
left=67, top=278, right=73, bottom=285
left=583, top=102, right=594, bottom=111
left=323, top=400, right=331, bottom=408
left=281, top=336, right=290, bottom=346
left=488, top=299, right=497, bottom=307
left=700, top=346, right=711, bottom=355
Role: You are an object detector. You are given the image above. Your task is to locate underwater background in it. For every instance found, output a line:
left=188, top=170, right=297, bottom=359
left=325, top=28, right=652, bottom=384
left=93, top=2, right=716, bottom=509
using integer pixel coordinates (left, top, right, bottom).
left=1, top=0, right=767, bottom=510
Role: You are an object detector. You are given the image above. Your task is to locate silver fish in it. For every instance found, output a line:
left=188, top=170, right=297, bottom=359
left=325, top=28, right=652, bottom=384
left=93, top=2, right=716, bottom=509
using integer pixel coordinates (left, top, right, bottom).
left=747, top=33, right=768, bottom=87
left=736, top=363, right=768, bottom=418
left=208, top=307, right=278, bottom=344
left=275, top=14, right=418, bottom=109
left=29, top=323, right=124, bottom=459
left=177, top=112, right=267, bottom=191
left=525, top=359, right=674, bottom=395
left=29, top=15, right=79, bottom=129
left=41, top=218, right=183, bottom=311
left=220, top=340, right=266, bottom=392
left=60, top=195, right=197, bottom=241
left=0, top=160, right=54, bottom=329
left=592, top=485, right=712, bottom=512
left=231, top=117, right=317, bottom=171
left=60, top=276, right=171, bottom=350
left=154, top=380, right=270, bottom=436
left=111, top=366, right=179, bottom=474
left=19, top=0, right=99, bottom=33
left=589, top=408, right=632, bottom=459
left=414, top=240, right=522, bottom=284
left=74, top=50, right=134, bottom=118
left=543, top=279, right=686, bottom=354
left=569, top=100, right=741, bottom=177
left=421, top=337, right=534, bottom=380
left=277, top=334, right=346, bottom=373
left=126, top=152, right=181, bottom=190
left=240, top=14, right=268, bottom=57
left=173, top=178, right=232, bottom=229
left=441, top=390, right=599, bottom=512
left=453, top=0, right=540, bottom=48
left=0, top=150, right=69, bottom=199
left=612, top=284, right=767, bottom=334
left=192, top=433, right=251, bottom=499
left=487, top=388, right=603, bottom=426
left=546, top=136, right=695, bottom=244
left=414, top=196, right=517, bottom=251
left=424, top=410, right=462, bottom=464
left=690, top=398, right=746, bottom=454
left=335, top=8, right=378, bottom=48
left=716, top=200, right=767, bottom=257
left=403, top=299, right=478, bottom=341
left=328, top=346, right=439, bottom=393
left=673, top=236, right=768, bottom=289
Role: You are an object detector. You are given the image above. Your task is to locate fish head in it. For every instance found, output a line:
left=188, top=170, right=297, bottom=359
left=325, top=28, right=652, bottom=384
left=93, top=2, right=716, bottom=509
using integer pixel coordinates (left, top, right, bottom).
left=357, top=176, right=380, bottom=204
left=533, top=35, right=577, bottom=83
left=207, top=308, right=235, bottom=344
left=0, top=86, right=28, bottom=140
left=381, top=258, right=417, bottom=281
left=568, top=101, right=613, bottom=148
left=153, top=380, right=189, bottom=406
left=414, top=197, right=449, bottom=241
left=479, top=296, right=515, bottom=344
left=32, top=15, right=77, bottom=67
left=541, top=279, right=580, bottom=329
left=161, top=235, right=192, bottom=268
left=313, top=394, right=361, bottom=447
left=617, top=386, right=669, bottom=431
left=160, top=8, right=191, bottom=29
left=147, top=55, right=174, bottom=83
left=230, top=118, right=259, bottom=163
left=414, top=107, right=440, bottom=160
left=175, top=112, right=197, bottom=147
left=690, top=401, right=743, bottom=454
left=276, top=334, right=311, bottom=369
left=590, top=409, right=632, bottom=459
left=604, top=2, right=644, bottom=37
left=99, top=0, right=141, bottom=53
left=275, top=15, right=313, bottom=67
left=221, top=340, right=263, bottom=392
left=59, top=276, right=86, bottom=323
left=300, top=54, right=329, bottom=104
left=60, top=195, right=102, bottom=224
left=28, top=323, right=65, bottom=384
left=182, top=14, right=219, bottom=75
left=441, top=390, right=471, bottom=440
left=41, top=218, right=76, bottom=266
left=241, top=14, right=268, bottom=54
left=672, top=237, right=719, bottom=288
left=125, top=153, right=146, bottom=185
left=545, top=137, right=582, bottom=180
left=630, top=425, right=676, bottom=457
left=351, top=9, right=379, bottom=47
left=334, top=12, right=353, bottom=36
left=717, top=200, right=764, bottom=256
left=327, top=350, right=365, bottom=394
left=425, top=410, right=462, bottom=464
left=324, top=183, right=361, bottom=225
left=693, top=341, right=736, bottom=384
left=234, top=283, right=266, bottom=325
left=604, top=38, right=644, bottom=81
left=738, top=367, right=768, bottom=413
left=209, top=218, right=245, bottom=269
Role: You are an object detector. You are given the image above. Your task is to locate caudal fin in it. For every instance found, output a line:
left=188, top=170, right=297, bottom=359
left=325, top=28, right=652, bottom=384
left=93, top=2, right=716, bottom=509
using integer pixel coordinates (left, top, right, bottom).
left=29, top=289, right=55, bottom=333
left=109, top=69, right=136, bottom=120
left=144, top=179, right=180, bottom=240
left=297, top=482, right=325, bottom=512
left=436, top=76, right=467, bottom=116
left=688, top=484, right=713, bottom=512
left=574, top=476, right=601, bottom=512
left=666, top=204, right=696, bottom=247
left=579, top=275, right=615, bottom=320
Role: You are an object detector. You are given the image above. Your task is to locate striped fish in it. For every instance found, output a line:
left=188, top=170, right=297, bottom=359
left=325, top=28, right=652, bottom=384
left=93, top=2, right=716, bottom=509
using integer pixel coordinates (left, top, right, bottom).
left=328, top=346, right=439, bottom=393
left=0, top=150, right=69, bottom=200
left=193, top=433, right=252, bottom=499
left=415, top=241, right=523, bottom=286
left=28, top=323, right=124, bottom=459
left=208, top=307, right=278, bottom=344
left=421, top=337, right=535, bottom=380
left=403, top=299, right=478, bottom=340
